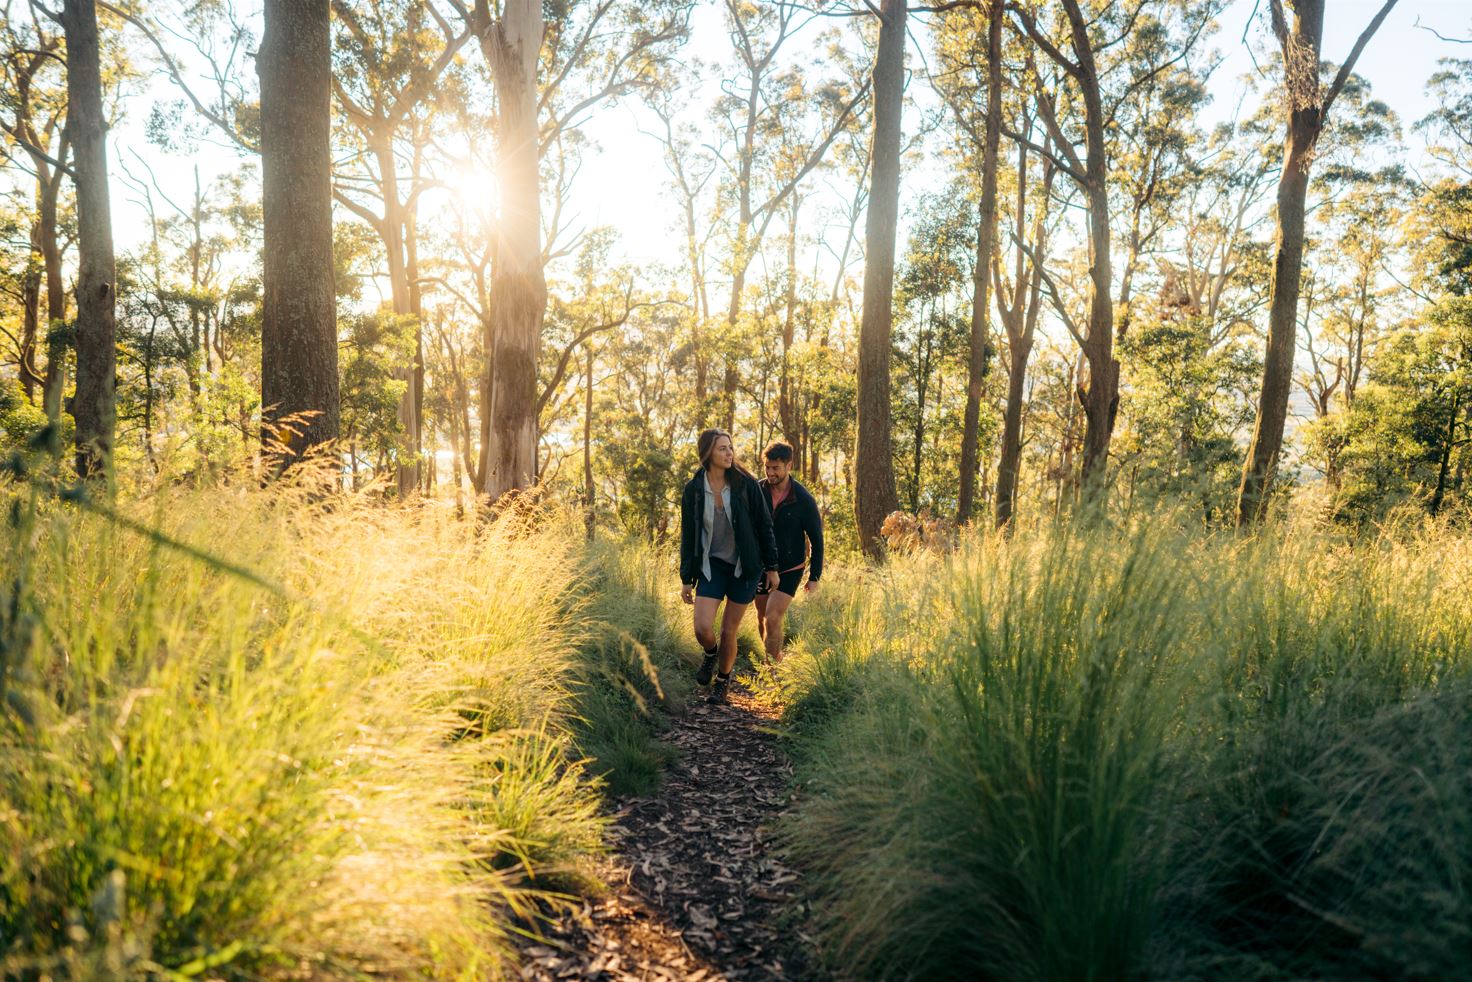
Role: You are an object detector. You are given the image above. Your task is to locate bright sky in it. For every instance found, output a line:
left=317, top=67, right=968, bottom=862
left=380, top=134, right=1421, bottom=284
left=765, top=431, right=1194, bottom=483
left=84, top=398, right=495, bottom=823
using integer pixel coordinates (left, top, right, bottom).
left=105, top=0, right=1472, bottom=281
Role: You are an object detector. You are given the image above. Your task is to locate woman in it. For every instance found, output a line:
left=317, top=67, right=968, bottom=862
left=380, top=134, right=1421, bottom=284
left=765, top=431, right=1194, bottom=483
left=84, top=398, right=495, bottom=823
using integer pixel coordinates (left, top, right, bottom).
left=679, top=429, right=780, bottom=704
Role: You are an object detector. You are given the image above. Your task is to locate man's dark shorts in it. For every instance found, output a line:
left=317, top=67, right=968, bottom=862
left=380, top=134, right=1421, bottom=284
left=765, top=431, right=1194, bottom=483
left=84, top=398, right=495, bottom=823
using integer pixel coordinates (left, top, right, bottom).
left=756, top=567, right=804, bottom=598
left=695, top=557, right=761, bottom=605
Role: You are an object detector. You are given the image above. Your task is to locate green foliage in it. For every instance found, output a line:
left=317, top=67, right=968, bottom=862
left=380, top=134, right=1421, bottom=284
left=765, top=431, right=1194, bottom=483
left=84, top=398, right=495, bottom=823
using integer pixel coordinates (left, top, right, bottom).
left=892, top=190, right=979, bottom=516
left=1116, top=312, right=1259, bottom=522
left=340, top=311, right=414, bottom=468
left=1320, top=300, right=1472, bottom=524
left=0, top=380, right=46, bottom=461
left=595, top=408, right=680, bottom=538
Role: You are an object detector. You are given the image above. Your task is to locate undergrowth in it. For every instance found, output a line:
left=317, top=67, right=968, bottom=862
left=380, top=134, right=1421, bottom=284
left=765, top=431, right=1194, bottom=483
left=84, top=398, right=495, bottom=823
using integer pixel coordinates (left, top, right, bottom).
left=0, top=461, right=688, bottom=979
left=774, top=512, right=1472, bottom=980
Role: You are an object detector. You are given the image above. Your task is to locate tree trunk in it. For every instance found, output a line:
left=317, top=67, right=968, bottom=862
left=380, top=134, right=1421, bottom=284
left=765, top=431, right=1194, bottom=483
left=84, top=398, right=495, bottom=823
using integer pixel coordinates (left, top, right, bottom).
left=722, top=259, right=747, bottom=432
left=779, top=200, right=800, bottom=457
left=404, top=208, right=425, bottom=494
left=995, top=343, right=1029, bottom=528
left=912, top=327, right=929, bottom=514
left=371, top=138, right=422, bottom=495
left=259, top=0, right=339, bottom=465
left=9, top=58, right=70, bottom=415
left=957, top=0, right=1003, bottom=525
left=448, top=376, right=464, bottom=513
left=18, top=222, right=43, bottom=401
left=39, top=165, right=67, bottom=419
left=1430, top=387, right=1461, bottom=517
left=480, top=0, right=546, bottom=501
left=63, top=0, right=116, bottom=478
left=1237, top=4, right=1324, bottom=526
left=994, top=138, right=1051, bottom=529
left=853, top=0, right=905, bottom=557
left=583, top=344, right=595, bottom=540
left=1237, top=0, right=1399, bottom=523
left=1065, top=0, right=1117, bottom=491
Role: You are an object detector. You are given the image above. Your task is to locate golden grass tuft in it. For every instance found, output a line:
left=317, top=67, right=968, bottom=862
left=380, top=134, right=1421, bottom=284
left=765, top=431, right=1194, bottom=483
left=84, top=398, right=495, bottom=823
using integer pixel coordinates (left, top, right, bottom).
left=0, top=472, right=631, bottom=979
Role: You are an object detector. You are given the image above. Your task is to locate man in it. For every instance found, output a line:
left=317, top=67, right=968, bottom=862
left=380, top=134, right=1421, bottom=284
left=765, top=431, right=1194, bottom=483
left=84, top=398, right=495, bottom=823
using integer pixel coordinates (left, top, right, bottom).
left=754, top=441, right=824, bottom=663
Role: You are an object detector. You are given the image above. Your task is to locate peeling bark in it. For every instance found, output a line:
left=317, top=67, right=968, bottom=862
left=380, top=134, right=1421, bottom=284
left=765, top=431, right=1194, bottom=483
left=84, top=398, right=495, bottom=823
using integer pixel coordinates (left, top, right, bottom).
left=477, top=0, right=547, bottom=501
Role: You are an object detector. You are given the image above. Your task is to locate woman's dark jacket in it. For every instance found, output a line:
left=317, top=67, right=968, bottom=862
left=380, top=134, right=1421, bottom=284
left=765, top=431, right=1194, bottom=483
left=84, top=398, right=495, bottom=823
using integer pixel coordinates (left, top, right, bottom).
left=679, top=468, right=779, bottom=585
left=764, top=477, right=825, bottom=583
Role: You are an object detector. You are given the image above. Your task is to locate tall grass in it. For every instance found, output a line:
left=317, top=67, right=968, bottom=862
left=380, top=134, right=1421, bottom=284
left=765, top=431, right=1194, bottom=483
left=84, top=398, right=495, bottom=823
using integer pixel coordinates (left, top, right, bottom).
left=572, top=537, right=695, bottom=796
left=777, top=514, right=1472, bottom=980
left=0, top=472, right=685, bottom=978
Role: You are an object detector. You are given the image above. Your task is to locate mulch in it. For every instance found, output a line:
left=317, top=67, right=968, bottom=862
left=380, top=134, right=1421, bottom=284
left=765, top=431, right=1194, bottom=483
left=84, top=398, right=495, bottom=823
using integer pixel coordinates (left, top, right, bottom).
left=514, top=681, right=825, bottom=981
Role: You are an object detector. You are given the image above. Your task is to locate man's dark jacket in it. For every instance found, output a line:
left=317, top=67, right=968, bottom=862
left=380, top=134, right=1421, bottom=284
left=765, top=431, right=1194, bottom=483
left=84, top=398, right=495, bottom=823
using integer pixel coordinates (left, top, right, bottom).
left=764, top=477, right=824, bottom=583
left=679, top=469, right=779, bottom=586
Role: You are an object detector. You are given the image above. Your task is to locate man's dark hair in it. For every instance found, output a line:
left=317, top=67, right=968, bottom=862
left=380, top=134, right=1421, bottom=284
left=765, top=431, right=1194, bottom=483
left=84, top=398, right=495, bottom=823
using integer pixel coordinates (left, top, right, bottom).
left=764, top=441, right=794, bottom=463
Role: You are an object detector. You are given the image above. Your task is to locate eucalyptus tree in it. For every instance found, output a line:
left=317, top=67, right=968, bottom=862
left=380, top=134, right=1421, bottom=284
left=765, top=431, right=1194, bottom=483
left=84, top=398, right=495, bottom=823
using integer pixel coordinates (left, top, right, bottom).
left=116, top=163, right=261, bottom=467
left=0, top=6, right=69, bottom=409
left=1298, top=157, right=1408, bottom=483
left=647, top=74, right=718, bottom=406
left=331, top=0, right=473, bottom=494
left=1161, top=110, right=1278, bottom=346
left=893, top=190, right=972, bottom=513
left=1107, top=114, right=1273, bottom=519
left=61, top=0, right=116, bottom=477
left=853, top=0, right=905, bottom=556
left=258, top=0, right=338, bottom=465
left=993, top=113, right=1058, bottom=529
left=1005, top=0, right=1220, bottom=495
left=704, top=0, right=869, bottom=430
left=1419, top=57, right=1472, bottom=294
left=930, top=0, right=1004, bottom=524
left=1235, top=0, right=1401, bottom=526
left=460, top=0, right=692, bottom=500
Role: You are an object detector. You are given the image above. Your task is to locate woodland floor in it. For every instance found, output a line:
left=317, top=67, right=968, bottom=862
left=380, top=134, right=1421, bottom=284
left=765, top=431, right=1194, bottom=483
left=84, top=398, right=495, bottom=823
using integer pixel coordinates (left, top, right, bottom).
left=514, top=681, right=825, bottom=981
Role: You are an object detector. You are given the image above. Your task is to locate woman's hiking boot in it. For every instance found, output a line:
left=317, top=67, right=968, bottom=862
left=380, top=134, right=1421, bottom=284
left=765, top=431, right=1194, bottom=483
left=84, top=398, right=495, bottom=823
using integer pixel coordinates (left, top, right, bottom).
left=696, top=652, right=718, bottom=686
left=707, top=674, right=731, bottom=704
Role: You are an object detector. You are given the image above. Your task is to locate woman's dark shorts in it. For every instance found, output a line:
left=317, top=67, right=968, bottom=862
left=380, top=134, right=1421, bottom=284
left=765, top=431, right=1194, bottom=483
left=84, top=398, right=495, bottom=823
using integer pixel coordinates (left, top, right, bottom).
left=695, top=557, right=761, bottom=605
left=756, top=567, right=804, bottom=598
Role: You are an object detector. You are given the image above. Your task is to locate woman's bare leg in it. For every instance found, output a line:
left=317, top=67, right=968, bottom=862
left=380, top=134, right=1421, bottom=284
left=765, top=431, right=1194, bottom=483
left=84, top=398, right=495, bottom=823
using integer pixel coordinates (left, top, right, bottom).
left=718, top=599, right=748, bottom=674
left=693, top=596, right=721, bottom=652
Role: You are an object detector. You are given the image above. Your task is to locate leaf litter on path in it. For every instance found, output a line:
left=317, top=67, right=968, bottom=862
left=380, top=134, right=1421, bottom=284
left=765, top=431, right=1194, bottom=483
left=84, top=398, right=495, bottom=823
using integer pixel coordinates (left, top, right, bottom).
left=514, top=681, right=824, bottom=981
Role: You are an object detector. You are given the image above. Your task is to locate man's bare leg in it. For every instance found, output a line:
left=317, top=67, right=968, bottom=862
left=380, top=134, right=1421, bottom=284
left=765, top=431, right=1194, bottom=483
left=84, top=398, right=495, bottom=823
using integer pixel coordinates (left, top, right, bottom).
left=761, top=589, right=794, bottom=663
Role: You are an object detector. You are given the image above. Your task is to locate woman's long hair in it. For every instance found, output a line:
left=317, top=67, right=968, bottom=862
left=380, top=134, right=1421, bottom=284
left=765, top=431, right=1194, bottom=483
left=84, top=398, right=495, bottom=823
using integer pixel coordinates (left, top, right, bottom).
left=696, top=428, right=756, bottom=482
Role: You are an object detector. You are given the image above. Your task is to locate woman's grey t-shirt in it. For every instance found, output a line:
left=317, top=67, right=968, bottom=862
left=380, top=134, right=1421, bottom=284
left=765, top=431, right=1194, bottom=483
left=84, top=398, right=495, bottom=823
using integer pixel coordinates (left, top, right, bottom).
left=708, top=490, right=738, bottom=565
left=700, top=473, right=742, bottom=578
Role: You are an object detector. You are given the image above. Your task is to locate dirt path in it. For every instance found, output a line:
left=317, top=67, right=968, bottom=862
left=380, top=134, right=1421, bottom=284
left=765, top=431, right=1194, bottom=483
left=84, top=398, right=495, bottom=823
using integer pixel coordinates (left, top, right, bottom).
left=515, top=682, right=821, bottom=981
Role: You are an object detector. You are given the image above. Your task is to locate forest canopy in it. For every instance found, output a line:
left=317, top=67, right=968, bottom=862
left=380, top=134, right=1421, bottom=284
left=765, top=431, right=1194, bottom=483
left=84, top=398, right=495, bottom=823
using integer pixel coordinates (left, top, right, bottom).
left=1, top=0, right=1468, bottom=541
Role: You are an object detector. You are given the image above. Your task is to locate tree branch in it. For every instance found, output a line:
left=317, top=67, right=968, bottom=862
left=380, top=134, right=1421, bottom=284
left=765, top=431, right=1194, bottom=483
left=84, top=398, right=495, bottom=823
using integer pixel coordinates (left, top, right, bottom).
left=332, top=187, right=386, bottom=233
left=1414, top=17, right=1472, bottom=44
left=0, top=122, right=74, bottom=179
left=999, top=116, right=1084, bottom=184
left=1007, top=2, right=1083, bottom=80
left=536, top=297, right=673, bottom=414
left=1322, top=0, right=1401, bottom=119
left=752, top=75, right=872, bottom=225
left=1012, top=231, right=1083, bottom=346
left=98, top=0, right=256, bottom=152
